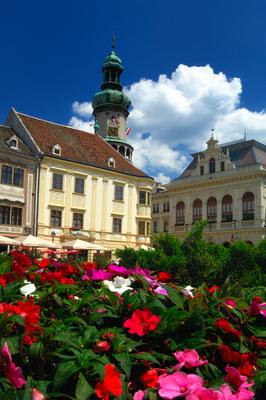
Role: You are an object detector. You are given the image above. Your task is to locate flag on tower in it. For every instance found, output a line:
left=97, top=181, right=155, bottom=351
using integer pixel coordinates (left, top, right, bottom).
left=126, top=127, right=131, bottom=135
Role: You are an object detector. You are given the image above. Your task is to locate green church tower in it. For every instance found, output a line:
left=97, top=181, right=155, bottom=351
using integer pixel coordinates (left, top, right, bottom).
left=92, top=37, right=133, bottom=162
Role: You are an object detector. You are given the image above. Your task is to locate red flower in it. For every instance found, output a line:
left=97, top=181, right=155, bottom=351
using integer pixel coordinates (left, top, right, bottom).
left=95, top=341, right=110, bottom=352
left=123, top=308, right=160, bottom=336
left=95, top=364, right=122, bottom=399
left=140, top=369, right=158, bottom=388
left=0, top=276, right=7, bottom=286
left=215, top=318, right=241, bottom=339
left=59, top=277, right=75, bottom=285
left=32, top=388, right=47, bottom=400
left=218, top=344, right=241, bottom=364
left=208, top=285, right=220, bottom=295
left=157, top=272, right=173, bottom=282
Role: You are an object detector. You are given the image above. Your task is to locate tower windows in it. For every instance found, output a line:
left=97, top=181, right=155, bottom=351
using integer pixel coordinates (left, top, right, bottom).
left=209, top=158, right=216, bottom=174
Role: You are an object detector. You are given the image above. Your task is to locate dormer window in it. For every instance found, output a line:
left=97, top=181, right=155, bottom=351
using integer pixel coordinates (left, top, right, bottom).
left=10, top=138, right=18, bottom=149
left=108, top=157, right=116, bottom=168
left=52, top=144, right=62, bottom=156
left=5, top=136, right=18, bottom=149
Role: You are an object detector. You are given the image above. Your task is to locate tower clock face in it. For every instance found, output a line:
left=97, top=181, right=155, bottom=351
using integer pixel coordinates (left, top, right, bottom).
left=108, top=127, right=118, bottom=136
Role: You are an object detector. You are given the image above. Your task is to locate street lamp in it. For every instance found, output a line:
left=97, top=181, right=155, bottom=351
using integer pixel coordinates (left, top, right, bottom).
left=51, top=231, right=56, bottom=242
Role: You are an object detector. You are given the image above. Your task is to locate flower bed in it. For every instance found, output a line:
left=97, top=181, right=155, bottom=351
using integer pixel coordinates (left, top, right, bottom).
left=0, top=251, right=265, bottom=399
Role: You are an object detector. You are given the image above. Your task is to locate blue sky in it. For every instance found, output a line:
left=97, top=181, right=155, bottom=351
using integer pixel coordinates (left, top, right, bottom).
left=1, top=0, right=266, bottom=182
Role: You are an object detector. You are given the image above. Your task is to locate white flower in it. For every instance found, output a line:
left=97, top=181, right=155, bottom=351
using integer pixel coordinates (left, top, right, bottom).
left=20, top=280, right=37, bottom=296
left=181, top=285, right=194, bottom=298
left=103, top=276, right=133, bottom=295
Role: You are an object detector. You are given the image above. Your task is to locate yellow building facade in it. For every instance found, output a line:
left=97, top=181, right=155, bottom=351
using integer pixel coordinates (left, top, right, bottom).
left=153, top=136, right=266, bottom=245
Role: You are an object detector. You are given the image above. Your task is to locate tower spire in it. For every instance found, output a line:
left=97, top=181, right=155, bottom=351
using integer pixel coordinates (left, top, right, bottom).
left=112, top=33, right=116, bottom=51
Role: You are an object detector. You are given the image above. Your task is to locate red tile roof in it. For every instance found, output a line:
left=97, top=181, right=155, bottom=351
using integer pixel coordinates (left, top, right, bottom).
left=17, top=112, right=152, bottom=179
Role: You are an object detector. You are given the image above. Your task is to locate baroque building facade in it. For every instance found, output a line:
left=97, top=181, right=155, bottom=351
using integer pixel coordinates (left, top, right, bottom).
left=3, top=45, right=153, bottom=250
left=152, top=136, right=266, bottom=244
left=0, top=125, right=37, bottom=244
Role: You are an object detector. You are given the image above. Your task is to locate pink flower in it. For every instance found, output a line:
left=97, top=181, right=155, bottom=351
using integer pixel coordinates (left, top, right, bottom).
left=154, top=285, right=168, bottom=296
left=174, top=349, right=208, bottom=370
left=186, top=386, right=222, bottom=400
left=259, top=302, right=266, bottom=318
left=91, top=269, right=112, bottom=281
left=133, top=389, right=146, bottom=400
left=32, top=388, right=47, bottom=399
left=225, top=299, right=237, bottom=308
left=225, top=366, right=254, bottom=391
left=219, top=383, right=254, bottom=400
left=0, top=342, right=26, bottom=388
left=107, top=264, right=130, bottom=276
left=158, top=371, right=203, bottom=399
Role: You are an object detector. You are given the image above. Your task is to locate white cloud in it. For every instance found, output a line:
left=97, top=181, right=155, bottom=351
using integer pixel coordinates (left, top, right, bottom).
left=72, top=101, right=93, bottom=118
left=154, top=172, right=171, bottom=184
left=69, top=116, right=94, bottom=133
left=69, top=64, right=266, bottom=181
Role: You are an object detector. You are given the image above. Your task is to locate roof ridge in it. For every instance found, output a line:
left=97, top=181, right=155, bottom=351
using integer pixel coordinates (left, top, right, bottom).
left=17, top=111, right=95, bottom=136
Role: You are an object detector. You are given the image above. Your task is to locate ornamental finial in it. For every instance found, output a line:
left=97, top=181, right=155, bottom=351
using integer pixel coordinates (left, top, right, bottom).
left=112, top=33, right=115, bottom=51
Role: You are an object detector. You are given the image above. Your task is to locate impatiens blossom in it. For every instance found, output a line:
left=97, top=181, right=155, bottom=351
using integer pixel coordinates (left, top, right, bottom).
left=133, top=390, right=146, bottom=400
left=140, top=369, right=158, bottom=388
left=32, top=388, right=47, bottom=400
left=181, top=285, right=194, bottom=298
left=103, top=276, right=133, bottom=294
left=107, top=264, right=130, bottom=276
left=95, top=364, right=122, bottom=399
left=225, top=366, right=254, bottom=391
left=123, top=308, right=160, bottom=336
left=215, top=318, right=241, bottom=339
left=20, top=280, right=37, bottom=296
left=186, top=386, right=222, bottom=400
left=158, top=371, right=203, bottom=399
left=0, top=342, right=26, bottom=388
left=154, top=285, right=168, bottom=296
left=225, top=299, right=237, bottom=308
left=174, top=349, right=208, bottom=369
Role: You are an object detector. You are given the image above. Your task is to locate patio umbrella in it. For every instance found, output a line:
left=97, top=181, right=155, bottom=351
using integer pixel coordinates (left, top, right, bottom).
left=0, top=235, right=21, bottom=246
left=18, top=235, right=60, bottom=249
left=61, top=239, right=107, bottom=251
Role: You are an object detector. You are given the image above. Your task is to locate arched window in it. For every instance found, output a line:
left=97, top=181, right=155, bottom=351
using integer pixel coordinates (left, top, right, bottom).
left=207, top=197, right=217, bottom=223
left=243, top=192, right=254, bottom=220
left=119, top=146, right=125, bottom=156
left=193, top=199, right=202, bottom=222
left=176, top=201, right=185, bottom=225
left=222, top=195, right=233, bottom=222
left=209, top=157, right=216, bottom=174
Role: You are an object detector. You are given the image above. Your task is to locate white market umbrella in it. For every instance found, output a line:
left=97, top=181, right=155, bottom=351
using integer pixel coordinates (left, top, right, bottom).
left=139, top=244, right=155, bottom=250
left=0, top=235, right=21, bottom=246
left=61, top=239, right=107, bottom=251
left=18, top=235, right=59, bottom=249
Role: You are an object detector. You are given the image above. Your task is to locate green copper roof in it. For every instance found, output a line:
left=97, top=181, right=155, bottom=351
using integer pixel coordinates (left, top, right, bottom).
left=92, top=89, right=131, bottom=111
left=102, top=50, right=123, bottom=71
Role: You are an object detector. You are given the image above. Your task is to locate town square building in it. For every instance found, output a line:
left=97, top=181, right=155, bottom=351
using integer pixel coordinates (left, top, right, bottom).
left=152, top=135, right=266, bottom=244
left=2, top=44, right=153, bottom=250
left=0, top=125, right=37, bottom=247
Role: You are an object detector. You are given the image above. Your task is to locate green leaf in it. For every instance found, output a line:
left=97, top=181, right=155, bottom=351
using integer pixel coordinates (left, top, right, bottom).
left=84, top=326, right=99, bottom=344
left=75, top=372, right=94, bottom=400
left=0, top=259, right=11, bottom=274
left=163, top=285, right=184, bottom=308
left=132, top=352, right=160, bottom=365
left=0, top=336, right=20, bottom=354
left=53, top=361, right=80, bottom=391
left=113, top=352, right=131, bottom=379
left=22, top=377, right=32, bottom=400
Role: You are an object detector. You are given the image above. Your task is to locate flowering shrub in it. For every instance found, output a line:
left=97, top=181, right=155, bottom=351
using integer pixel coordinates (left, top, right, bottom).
left=0, top=252, right=265, bottom=399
